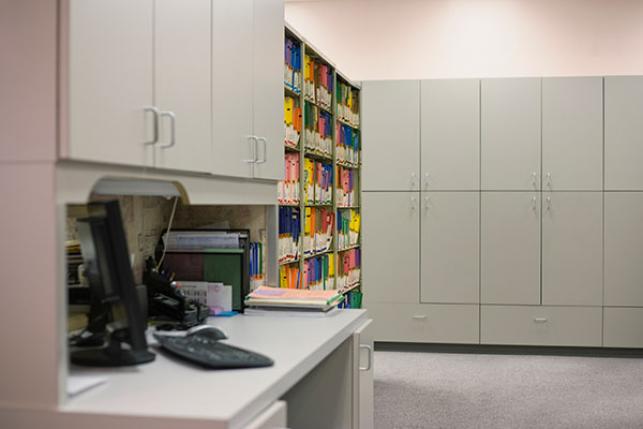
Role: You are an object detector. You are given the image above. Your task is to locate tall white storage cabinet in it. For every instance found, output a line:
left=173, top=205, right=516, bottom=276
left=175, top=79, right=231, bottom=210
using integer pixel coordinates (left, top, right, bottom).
left=362, top=76, right=643, bottom=349
left=361, top=81, right=420, bottom=191
left=481, top=78, right=541, bottom=191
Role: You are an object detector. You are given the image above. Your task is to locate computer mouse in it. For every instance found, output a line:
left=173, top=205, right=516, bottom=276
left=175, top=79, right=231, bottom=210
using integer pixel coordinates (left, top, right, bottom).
left=186, top=324, right=227, bottom=341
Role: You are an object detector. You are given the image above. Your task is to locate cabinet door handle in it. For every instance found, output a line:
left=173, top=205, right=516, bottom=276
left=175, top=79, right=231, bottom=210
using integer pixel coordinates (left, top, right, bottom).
left=546, top=172, right=552, bottom=188
left=410, top=196, right=417, bottom=211
left=531, top=172, right=538, bottom=188
left=534, top=317, right=548, bottom=323
left=359, top=344, right=372, bottom=371
left=143, top=106, right=160, bottom=146
left=546, top=196, right=552, bottom=211
left=256, top=137, right=267, bottom=164
left=424, top=196, right=430, bottom=211
left=410, top=172, right=417, bottom=190
left=531, top=195, right=538, bottom=211
left=411, top=314, right=427, bottom=320
left=159, top=111, right=176, bottom=149
left=243, top=135, right=257, bottom=163
left=424, top=172, right=430, bottom=189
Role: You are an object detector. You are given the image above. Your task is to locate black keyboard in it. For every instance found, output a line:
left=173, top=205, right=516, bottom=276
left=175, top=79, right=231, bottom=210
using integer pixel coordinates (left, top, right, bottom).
left=154, top=332, right=274, bottom=369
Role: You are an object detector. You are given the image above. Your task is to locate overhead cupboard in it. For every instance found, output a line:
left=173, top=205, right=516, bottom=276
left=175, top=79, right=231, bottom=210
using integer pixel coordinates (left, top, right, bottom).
left=60, top=0, right=283, bottom=180
left=362, top=76, right=643, bottom=348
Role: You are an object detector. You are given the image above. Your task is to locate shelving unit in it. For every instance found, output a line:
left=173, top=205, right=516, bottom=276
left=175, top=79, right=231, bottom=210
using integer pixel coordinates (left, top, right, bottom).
left=276, top=25, right=361, bottom=300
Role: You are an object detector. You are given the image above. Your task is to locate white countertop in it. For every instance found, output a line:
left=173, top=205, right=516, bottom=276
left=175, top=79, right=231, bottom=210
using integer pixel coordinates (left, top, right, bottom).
left=63, top=309, right=368, bottom=429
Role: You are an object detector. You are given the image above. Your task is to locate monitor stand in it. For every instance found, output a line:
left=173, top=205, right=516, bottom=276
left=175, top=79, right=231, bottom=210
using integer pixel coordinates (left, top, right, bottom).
left=71, top=332, right=155, bottom=367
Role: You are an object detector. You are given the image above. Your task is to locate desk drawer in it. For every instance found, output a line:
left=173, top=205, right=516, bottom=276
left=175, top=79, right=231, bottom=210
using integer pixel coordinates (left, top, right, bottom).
left=366, top=302, right=479, bottom=343
left=604, top=307, right=643, bottom=348
left=481, top=305, right=602, bottom=346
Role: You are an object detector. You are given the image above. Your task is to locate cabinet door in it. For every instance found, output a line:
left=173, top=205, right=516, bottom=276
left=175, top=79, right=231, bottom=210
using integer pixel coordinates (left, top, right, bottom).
left=362, top=192, right=420, bottom=303
left=481, top=78, right=541, bottom=191
left=353, top=319, right=374, bottom=429
left=211, top=0, right=255, bottom=179
left=362, top=81, right=420, bottom=191
left=542, top=192, right=602, bottom=306
left=66, top=0, right=154, bottom=167
left=154, top=0, right=211, bottom=173
left=421, top=79, right=480, bottom=190
left=605, top=76, right=643, bottom=190
left=605, top=192, right=643, bottom=306
left=420, top=192, right=479, bottom=303
left=252, top=0, right=285, bottom=180
left=481, top=192, right=540, bottom=304
left=542, top=77, right=603, bottom=191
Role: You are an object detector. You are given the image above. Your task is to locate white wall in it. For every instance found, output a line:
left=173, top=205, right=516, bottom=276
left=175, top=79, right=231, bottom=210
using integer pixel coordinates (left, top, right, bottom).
left=285, top=0, right=643, bottom=80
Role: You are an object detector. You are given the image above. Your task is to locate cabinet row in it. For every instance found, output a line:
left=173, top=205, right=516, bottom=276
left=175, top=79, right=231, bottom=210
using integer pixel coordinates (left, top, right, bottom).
left=362, top=191, right=643, bottom=307
left=62, top=0, right=283, bottom=180
left=365, top=303, right=643, bottom=348
left=362, top=76, right=643, bottom=191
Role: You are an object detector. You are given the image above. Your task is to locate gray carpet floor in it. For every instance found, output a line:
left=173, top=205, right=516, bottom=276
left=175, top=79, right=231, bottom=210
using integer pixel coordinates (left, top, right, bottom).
left=374, top=350, right=643, bottom=429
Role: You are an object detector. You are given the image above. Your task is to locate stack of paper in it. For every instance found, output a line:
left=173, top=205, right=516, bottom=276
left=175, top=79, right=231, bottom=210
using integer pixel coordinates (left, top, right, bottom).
left=245, top=286, right=343, bottom=312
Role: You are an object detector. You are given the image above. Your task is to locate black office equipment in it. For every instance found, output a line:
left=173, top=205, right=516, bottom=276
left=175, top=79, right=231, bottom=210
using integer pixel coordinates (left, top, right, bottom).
left=143, top=258, right=209, bottom=329
left=153, top=328, right=273, bottom=369
left=71, top=200, right=155, bottom=367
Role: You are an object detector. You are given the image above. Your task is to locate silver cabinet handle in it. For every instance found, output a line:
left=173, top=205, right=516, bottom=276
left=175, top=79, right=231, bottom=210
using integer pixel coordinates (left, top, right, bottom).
left=410, top=172, right=417, bottom=190
left=144, top=106, right=160, bottom=146
left=424, top=196, right=430, bottom=211
left=243, top=135, right=257, bottom=164
left=410, top=196, right=417, bottom=211
left=531, top=195, right=538, bottom=211
left=546, top=195, right=552, bottom=211
left=411, top=314, right=427, bottom=320
left=534, top=317, right=548, bottom=323
left=359, top=344, right=372, bottom=371
left=256, top=136, right=267, bottom=164
left=159, top=111, right=176, bottom=149
left=424, top=172, right=430, bottom=189
left=531, top=172, right=538, bottom=188
left=546, top=172, right=552, bottom=188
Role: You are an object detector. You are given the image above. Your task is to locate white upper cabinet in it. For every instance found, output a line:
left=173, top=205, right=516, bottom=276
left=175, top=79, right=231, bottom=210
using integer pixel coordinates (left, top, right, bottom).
left=542, top=77, right=603, bottom=191
left=420, top=192, right=479, bottom=304
left=252, top=0, right=285, bottom=181
left=481, top=192, right=541, bottom=305
left=605, top=76, right=643, bottom=190
left=362, top=81, right=421, bottom=191
left=154, top=0, right=211, bottom=173
left=65, top=0, right=155, bottom=167
left=541, top=192, right=603, bottom=306
left=64, top=0, right=284, bottom=181
left=211, top=0, right=255, bottom=179
left=421, top=79, right=480, bottom=191
left=481, top=78, right=541, bottom=191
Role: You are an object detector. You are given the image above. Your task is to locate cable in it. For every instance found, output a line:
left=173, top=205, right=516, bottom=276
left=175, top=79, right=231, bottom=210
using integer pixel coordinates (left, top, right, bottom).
left=156, top=196, right=179, bottom=271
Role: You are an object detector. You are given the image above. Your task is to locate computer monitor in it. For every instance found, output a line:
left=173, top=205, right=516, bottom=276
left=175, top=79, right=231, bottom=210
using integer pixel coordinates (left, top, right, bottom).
left=71, top=200, right=155, bottom=367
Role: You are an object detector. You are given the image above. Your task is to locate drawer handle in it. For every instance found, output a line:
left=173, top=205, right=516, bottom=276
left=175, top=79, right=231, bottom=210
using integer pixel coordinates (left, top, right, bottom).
left=411, top=315, right=427, bottom=320
left=534, top=317, right=548, bottom=323
left=359, top=344, right=373, bottom=371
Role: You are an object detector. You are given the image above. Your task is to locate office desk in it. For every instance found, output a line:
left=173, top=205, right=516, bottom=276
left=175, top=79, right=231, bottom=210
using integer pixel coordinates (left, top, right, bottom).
left=2, top=309, right=373, bottom=429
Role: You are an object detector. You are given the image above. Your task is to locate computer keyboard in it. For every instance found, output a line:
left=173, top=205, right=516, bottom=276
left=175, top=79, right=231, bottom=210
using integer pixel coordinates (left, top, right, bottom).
left=153, top=331, right=274, bottom=369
